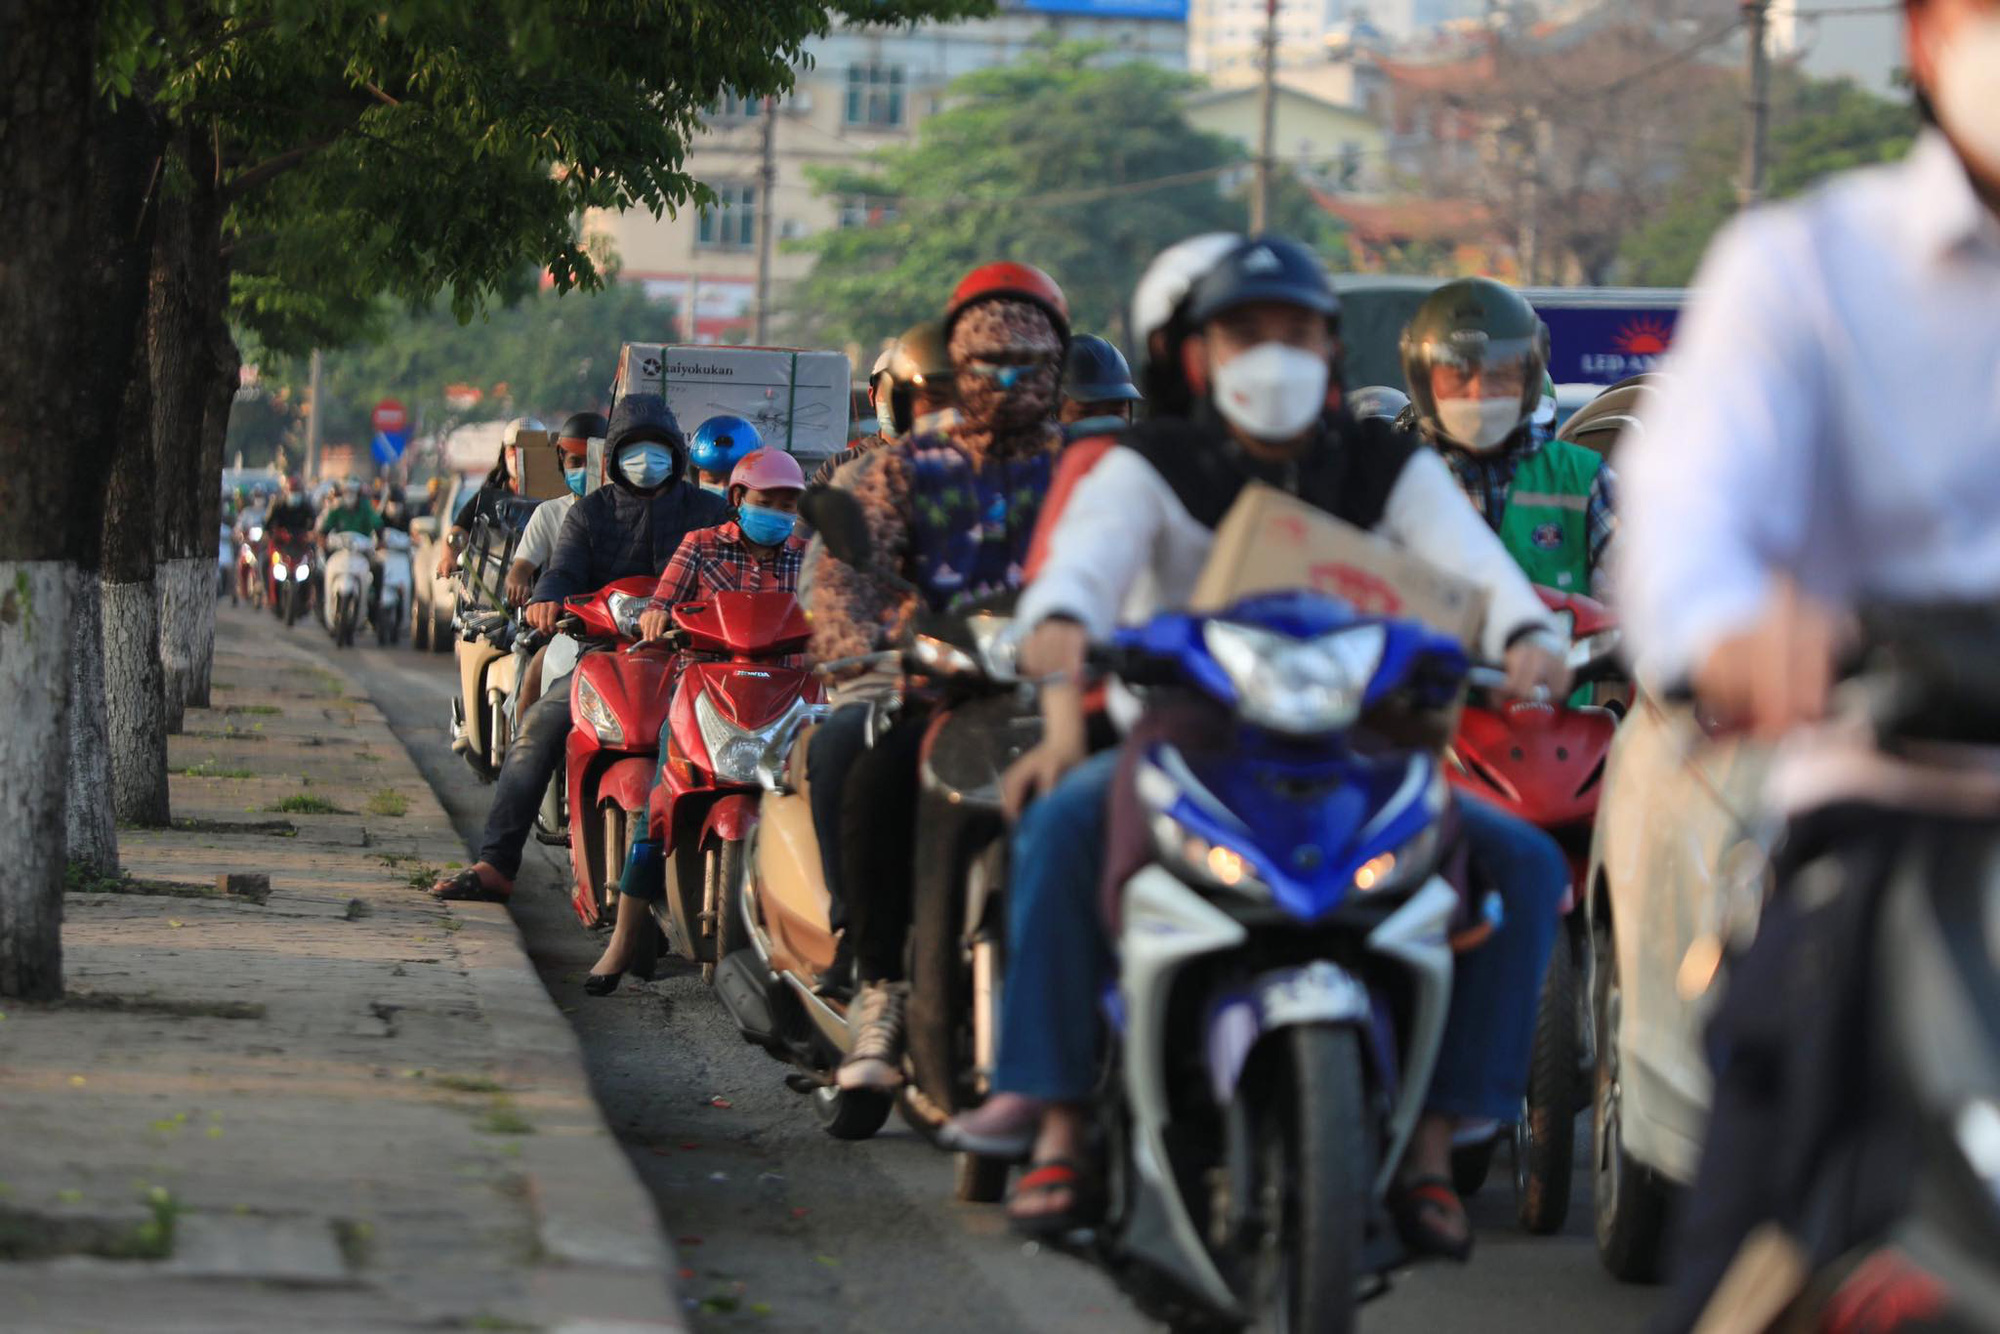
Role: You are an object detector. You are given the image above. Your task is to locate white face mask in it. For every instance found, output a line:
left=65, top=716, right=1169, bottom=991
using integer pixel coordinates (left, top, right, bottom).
left=1934, top=13, right=2000, bottom=179
left=1210, top=342, right=1328, bottom=443
left=1435, top=397, right=1524, bottom=453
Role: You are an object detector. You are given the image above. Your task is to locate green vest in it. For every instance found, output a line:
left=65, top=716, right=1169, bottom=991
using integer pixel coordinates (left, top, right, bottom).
left=1497, top=439, right=1599, bottom=594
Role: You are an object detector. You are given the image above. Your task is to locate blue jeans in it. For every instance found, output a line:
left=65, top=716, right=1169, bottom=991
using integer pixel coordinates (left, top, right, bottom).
left=991, top=756, right=1566, bottom=1119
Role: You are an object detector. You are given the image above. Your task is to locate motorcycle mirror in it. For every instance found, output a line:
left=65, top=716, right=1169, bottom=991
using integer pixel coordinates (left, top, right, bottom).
left=802, top=489, right=872, bottom=568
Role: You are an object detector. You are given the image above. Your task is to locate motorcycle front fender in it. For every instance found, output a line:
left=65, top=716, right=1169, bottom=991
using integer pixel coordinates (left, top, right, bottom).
left=1205, top=960, right=1372, bottom=1108
left=701, top=792, right=758, bottom=846
left=597, top=754, right=655, bottom=815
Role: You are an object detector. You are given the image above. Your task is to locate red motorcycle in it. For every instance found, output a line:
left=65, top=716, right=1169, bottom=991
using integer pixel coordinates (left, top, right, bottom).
left=1446, top=586, right=1623, bottom=1234
left=556, top=576, right=675, bottom=930
left=645, top=590, right=820, bottom=979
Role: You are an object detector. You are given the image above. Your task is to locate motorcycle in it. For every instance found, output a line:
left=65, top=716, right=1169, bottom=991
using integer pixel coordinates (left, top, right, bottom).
left=1688, top=602, right=2000, bottom=1334
left=1055, top=589, right=1476, bottom=1333
left=321, top=531, right=372, bottom=649
left=639, top=590, right=820, bottom=978
left=1443, top=588, right=1624, bottom=1234
left=236, top=523, right=266, bottom=608
left=267, top=530, right=314, bottom=628
left=218, top=524, right=235, bottom=604
left=556, top=576, right=673, bottom=931
left=375, top=527, right=413, bottom=646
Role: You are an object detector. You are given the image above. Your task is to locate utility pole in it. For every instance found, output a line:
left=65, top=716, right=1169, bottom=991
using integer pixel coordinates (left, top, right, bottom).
left=1739, top=0, right=1771, bottom=207
left=304, top=347, right=323, bottom=483
left=754, top=94, right=777, bottom=345
left=1251, top=0, right=1279, bottom=233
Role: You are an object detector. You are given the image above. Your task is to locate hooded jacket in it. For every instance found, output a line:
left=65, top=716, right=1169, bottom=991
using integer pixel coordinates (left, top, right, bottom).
left=531, top=393, right=732, bottom=603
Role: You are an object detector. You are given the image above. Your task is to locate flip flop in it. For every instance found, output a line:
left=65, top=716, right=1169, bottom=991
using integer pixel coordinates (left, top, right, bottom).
left=1390, top=1174, right=1474, bottom=1263
left=1008, top=1158, right=1102, bottom=1239
left=429, top=866, right=510, bottom=902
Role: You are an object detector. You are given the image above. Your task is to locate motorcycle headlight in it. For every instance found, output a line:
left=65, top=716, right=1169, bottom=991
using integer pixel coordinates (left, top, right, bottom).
left=1956, top=1098, right=2000, bottom=1209
left=694, top=690, right=790, bottom=784
left=1202, top=621, right=1386, bottom=736
left=966, top=612, right=1018, bottom=680
left=273, top=563, right=290, bottom=582
left=911, top=635, right=980, bottom=677
left=574, top=675, right=624, bottom=746
left=1148, top=810, right=1270, bottom=900
left=1351, top=822, right=1441, bottom=894
left=606, top=591, right=646, bottom=640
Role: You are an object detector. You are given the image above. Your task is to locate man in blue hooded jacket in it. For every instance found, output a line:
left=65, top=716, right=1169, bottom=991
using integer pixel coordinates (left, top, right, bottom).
left=431, top=393, right=730, bottom=901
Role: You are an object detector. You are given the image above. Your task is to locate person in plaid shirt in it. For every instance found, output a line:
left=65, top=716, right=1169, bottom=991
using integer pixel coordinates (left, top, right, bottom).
left=588, top=446, right=809, bottom=994
left=634, top=447, right=809, bottom=642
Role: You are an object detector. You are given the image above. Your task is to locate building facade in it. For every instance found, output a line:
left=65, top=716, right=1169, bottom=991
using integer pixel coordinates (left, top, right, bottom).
left=584, top=2, right=1186, bottom=344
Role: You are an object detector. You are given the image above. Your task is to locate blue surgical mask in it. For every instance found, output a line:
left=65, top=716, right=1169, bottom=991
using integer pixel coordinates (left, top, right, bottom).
left=619, top=442, right=676, bottom=489
left=737, top=504, right=797, bottom=547
left=563, top=466, right=588, bottom=497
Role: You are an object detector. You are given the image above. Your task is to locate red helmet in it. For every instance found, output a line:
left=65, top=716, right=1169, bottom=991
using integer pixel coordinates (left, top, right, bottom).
left=729, top=447, right=806, bottom=494
left=944, top=262, right=1070, bottom=345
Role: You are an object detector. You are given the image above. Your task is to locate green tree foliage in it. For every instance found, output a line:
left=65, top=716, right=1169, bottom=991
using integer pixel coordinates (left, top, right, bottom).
left=1620, top=73, right=1917, bottom=286
left=228, top=283, right=680, bottom=465
left=788, top=43, right=1252, bottom=351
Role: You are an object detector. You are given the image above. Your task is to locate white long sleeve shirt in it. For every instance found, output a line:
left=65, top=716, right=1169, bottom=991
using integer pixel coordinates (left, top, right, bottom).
left=1620, top=130, right=2000, bottom=685
left=1016, top=442, right=1558, bottom=663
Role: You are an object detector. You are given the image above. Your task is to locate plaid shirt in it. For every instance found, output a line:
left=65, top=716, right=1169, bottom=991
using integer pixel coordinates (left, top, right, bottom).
left=647, top=522, right=807, bottom=612
left=1443, top=436, right=1619, bottom=598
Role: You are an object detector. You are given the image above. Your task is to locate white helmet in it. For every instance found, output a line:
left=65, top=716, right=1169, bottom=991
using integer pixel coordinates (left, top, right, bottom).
left=501, top=416, right=546, bottom=448
left=1129, top=232, right=1243, bottom=351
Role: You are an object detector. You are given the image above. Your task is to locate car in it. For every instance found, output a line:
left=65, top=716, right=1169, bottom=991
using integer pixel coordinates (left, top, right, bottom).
left=1584, top=689, right=1772, bottom=1281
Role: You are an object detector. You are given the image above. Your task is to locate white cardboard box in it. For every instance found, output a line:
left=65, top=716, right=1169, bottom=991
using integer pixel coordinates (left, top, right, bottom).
left=613, top=343, right=852, bottom=464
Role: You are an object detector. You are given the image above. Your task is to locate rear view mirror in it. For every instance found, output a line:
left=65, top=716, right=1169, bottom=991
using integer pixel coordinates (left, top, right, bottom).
left=803, top=489, right=873, bottom=569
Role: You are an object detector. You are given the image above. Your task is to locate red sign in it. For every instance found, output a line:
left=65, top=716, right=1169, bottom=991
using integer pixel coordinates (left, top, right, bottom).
left=371, top=399, right=409, bottom=433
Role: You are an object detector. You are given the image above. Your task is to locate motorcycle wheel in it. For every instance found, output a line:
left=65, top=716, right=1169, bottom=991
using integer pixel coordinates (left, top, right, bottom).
left=811, top=1083, right=892, bottom=1142
left=1242, top=1025, right=1369, bottom=1334
left=285, top=582, right=302, bottom=627
left=904, top=816, right=1011, bottom=1203
left=1592, top=918, right=1672, bottom=1282
left=1514, top=934, right=1581, bottom=1235
left=375, top=601, right=390, bottom=646
left=699, top=839, right=750, bottom=985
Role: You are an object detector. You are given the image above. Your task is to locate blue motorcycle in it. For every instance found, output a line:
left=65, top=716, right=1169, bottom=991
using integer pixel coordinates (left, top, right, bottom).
left=1081, top=590, right=1476, bottom=1333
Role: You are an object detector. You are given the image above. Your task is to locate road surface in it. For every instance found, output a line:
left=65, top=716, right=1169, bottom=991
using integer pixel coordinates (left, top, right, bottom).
left=321, top=628, right=1662, bottom=1333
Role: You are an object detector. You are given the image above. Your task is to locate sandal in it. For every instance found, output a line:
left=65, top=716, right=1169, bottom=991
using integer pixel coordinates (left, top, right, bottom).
left=1390, top=1174, right=1474, bottom=1263
left=1008, top=1158, right=1102, bottom=1239
left=429, top=866, right=510, bottom=902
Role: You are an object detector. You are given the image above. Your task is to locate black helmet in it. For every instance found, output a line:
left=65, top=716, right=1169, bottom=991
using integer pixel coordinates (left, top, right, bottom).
left=1400, top=277, right=1549, bottom=453
left=556, top=411, right=609, bottom=445
left=1348, top=385, right=1411, bottom=423
left=1063, top=335, right=1143, bottom=404
left=1184, top=235, right=1341, bottom=328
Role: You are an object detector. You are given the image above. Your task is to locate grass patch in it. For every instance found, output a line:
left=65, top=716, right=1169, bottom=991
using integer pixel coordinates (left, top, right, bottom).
left=365, top=789, right=409, bottom=817
left=430, top=1073, right=508, bottom=1095
left=65, top=864, right=222, bottom=900
left=400, top=863, right=442, bottom=891
left=268, top=793, right=346, bottom=815
left=170, top=758, right=255, bottom=779
left=332, top=1218, right=374, bottom=1269
left=224, top=704, right=282, bottom=716
left=473, top=1098, right=535, bottom=1136
left=308, top=669, right=346, bottom=698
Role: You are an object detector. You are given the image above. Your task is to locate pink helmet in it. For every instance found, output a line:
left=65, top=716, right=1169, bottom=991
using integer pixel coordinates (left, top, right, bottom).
left=730, top=448, right=806, bottom=494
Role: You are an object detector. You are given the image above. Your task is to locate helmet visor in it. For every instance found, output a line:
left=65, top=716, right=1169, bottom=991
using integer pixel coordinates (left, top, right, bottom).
left=1413, top=333, right=1539, bottom=401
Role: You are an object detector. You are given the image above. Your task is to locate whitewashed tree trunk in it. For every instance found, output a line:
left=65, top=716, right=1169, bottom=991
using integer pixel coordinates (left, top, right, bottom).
left=157, top=555, right=211, bottom=726
left=0, top=561, right=72, bottom=998
left=103, top=577, right=169, bottom=826
left=66, top=568, right=117, bottom=873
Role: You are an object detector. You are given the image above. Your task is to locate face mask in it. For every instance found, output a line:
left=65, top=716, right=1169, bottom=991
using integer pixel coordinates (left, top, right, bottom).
left=737, top=504, right=797, bottom=547
left=1934, top=14, right=2000, bottom=178
left=876, top=394, right=900, bottom=441
left=1434, top=397, right=1525, bottom=453
left=1210, top=343, right=1328, bottom=442
left=563, top=466, right=587, bottom=497
left=619, top=442, right=676, bottom=489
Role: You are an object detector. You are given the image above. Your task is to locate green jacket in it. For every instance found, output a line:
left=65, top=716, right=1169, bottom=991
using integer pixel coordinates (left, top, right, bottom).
left=320, top=501, right=383, bottom=539
left=1496, top=438, right=1600, bottom=595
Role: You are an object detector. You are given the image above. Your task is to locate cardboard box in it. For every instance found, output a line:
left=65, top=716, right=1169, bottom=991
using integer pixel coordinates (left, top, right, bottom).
left=1189, top=482, right=1488, bottom=649
left=613, top=343, right=852, bottom=465
left=511, top=429, right=571, bottom=501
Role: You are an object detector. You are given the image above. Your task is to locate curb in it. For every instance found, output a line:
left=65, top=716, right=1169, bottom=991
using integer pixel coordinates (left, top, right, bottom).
left=305, top=648, right=688, bottom=1334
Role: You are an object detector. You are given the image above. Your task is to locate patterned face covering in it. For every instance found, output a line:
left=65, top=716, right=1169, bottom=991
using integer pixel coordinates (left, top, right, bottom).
left=949, top=299, right=1063, bottom=440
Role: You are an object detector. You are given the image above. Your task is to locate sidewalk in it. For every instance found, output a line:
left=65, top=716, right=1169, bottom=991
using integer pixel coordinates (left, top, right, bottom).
left=0, top=606, right=683, bottom=1333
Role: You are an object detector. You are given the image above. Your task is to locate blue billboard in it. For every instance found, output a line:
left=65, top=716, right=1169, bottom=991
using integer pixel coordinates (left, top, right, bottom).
left=1015, top=0, right=1188, bottom=16
left=1540, top=305, right=1680, bottom=385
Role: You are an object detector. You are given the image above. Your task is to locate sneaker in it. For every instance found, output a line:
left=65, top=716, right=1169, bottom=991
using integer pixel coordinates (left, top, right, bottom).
left=837, top=981, right=907, bottom=1093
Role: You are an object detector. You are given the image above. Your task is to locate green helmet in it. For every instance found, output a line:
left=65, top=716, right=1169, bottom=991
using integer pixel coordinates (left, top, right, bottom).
left=1399, top=277, right=1549, bottom=454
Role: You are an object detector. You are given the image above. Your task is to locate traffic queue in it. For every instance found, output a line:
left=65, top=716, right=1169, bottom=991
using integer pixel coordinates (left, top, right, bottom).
left=400, top=228, right=1994, bottom=1334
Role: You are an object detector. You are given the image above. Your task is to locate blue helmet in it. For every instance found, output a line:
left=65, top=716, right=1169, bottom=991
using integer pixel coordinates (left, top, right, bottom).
left=688, top=415, right=762, bottom=475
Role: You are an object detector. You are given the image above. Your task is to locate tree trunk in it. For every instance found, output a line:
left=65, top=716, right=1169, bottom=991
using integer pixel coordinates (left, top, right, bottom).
left=0, top=0, right=153, bottom=998
left=183, top=321, right=242, bottom=709
left=66, top=569, right=118, bottom=874
left=104, top=332, right=172, bottom=827
left=151, top=122, right=229, bottom=728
